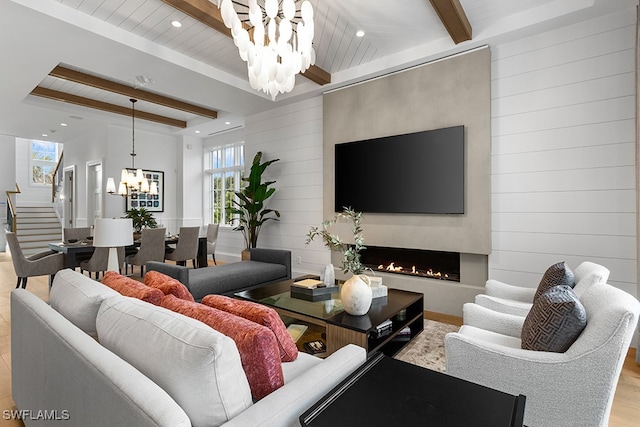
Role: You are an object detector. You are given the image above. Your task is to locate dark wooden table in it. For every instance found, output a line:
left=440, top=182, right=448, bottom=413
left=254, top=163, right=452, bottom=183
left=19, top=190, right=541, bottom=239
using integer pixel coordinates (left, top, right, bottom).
left=49, top=236, right=209, bottom=270
left=49, top=242, right=95, bottom=269
left=235, top=277, right=424, bottom=356
left=300, top=352, right=526, bottom=427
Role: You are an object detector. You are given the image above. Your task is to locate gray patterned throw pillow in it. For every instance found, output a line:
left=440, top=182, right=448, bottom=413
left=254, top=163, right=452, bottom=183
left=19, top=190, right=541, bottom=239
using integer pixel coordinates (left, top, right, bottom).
left=521, top=285, right=587, bottom=353
left=534, top=261, right=575, bottom=301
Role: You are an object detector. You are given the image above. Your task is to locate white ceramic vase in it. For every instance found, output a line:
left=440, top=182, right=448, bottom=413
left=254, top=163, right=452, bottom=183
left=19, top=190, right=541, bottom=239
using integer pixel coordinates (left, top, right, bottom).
left=340, top=274, right=372, bottom=316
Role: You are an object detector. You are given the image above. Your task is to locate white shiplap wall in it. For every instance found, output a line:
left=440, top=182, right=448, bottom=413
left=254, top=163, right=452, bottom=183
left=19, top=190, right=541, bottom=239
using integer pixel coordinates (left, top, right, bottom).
left=230, top=96, right=327, bottom=275
left=490, top=8, right=637, bottom=297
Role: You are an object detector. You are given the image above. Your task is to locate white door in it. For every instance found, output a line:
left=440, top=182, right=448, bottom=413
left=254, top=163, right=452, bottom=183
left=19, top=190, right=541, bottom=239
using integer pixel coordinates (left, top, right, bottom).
left=87, top=161, right=103, bottom=227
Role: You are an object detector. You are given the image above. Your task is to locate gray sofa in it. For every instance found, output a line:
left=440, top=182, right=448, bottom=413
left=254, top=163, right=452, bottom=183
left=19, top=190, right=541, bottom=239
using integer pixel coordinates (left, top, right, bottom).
left=147, top=248, right=291, bottom=301
left=11, top=269, right=366, bottom=427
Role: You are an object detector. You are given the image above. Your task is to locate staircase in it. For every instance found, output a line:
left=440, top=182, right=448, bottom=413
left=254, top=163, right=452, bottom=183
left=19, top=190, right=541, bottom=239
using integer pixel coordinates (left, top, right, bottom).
left=14, top=205, right=62, bottom=256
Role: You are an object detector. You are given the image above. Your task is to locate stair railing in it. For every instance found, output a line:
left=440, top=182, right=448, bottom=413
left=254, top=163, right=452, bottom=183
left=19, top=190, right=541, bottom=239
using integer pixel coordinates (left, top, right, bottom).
left=51, top=151, right=64, bottom=203
left=6, top=183, right=21, bottom=232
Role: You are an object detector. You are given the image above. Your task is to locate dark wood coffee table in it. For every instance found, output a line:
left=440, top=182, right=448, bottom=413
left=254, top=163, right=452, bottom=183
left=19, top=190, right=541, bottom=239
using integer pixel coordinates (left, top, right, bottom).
left=234, top=277, right=424, bottom=356
left=300, top=352, right=526, bottom=427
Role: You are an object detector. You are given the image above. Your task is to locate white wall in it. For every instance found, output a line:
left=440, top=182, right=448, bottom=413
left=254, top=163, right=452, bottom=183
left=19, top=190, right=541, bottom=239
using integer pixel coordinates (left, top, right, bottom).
left=237, top=8, right=638, bottom=314
left=177, top=135, right=204, bottom=230
left=63, top=124, right=180, bottom=231
left=0, top=135, right=16, bottom=249
left=490, top=8, right=637, bottom=297
left=224, top=97, right=325, bottom=276
left=0, top=135, right=17, bottom=202
left=63, top=125, right=109, bottom=226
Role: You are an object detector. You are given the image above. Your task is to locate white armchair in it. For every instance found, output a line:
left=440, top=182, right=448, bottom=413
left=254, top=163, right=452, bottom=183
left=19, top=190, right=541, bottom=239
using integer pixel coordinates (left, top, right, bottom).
left=446, top=281, right=640, bottom=427
left=475, top=261, right=610, bottom=317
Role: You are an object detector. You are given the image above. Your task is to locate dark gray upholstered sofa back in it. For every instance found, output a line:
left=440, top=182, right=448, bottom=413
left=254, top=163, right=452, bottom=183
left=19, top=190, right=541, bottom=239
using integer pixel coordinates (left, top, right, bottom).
left=147, top=248, right=291, bottom=301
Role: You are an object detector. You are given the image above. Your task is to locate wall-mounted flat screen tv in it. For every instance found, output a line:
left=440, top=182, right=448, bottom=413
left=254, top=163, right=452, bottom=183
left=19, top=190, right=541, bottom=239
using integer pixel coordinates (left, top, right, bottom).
left=334, top=125, right=464, bottom=214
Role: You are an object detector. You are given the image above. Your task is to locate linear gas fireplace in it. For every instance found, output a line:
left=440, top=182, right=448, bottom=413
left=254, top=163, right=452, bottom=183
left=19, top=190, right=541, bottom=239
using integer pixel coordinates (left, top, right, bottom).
left=359, top=246, right=460, bottom=282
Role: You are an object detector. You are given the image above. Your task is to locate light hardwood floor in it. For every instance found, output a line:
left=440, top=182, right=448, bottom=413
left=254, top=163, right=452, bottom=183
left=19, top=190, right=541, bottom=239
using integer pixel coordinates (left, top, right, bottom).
left=0, top=253, right=639, bottom=426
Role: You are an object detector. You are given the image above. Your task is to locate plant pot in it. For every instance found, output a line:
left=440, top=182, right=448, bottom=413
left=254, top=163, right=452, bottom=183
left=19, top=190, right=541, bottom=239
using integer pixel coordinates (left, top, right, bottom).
left=241, top=249, right=251, bottom=261
left=340, top=274, right=372, bottom=316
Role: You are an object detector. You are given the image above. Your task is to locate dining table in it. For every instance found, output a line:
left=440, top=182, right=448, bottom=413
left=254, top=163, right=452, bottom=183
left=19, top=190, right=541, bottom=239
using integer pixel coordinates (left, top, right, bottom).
left=49, top=241, right=95, bottom=270
left=49, top=235, right=209, bottom=270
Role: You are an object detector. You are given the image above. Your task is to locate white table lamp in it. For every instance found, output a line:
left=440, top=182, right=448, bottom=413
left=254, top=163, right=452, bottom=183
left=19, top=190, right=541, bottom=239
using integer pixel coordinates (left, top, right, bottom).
left=93, top=218, right=134, bottom=272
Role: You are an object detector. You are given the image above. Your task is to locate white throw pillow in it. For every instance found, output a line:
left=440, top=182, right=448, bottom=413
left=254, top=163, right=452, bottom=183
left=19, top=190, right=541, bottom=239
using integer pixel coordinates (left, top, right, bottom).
left=96, top=295, right=252, bottom=427
left=573, top=261, right=610, bottom=297
left=49, top=269, right=119, bottom=338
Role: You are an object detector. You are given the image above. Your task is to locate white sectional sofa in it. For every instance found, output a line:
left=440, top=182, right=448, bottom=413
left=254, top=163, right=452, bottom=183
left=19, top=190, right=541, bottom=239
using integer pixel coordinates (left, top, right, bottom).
left=11, top=269, right=366, bottom=427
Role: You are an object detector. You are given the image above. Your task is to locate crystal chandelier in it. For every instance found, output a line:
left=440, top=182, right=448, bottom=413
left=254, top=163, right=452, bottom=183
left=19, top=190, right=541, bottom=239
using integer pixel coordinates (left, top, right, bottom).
left=219, top=0, right=315, bottom=101
left=106, top=99, right=158, bottom=197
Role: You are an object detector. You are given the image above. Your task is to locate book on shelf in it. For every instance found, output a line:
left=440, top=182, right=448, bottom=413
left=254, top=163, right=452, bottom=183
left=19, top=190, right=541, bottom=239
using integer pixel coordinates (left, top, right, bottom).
left=286, top=324, right=308, bottom=343
left=373, top=328, right=393, bottom=339
left=303, top=339, right=326, bottom=356
left=397, top=326, right=411, bottom=336
left=390, top=334, right=411, bottom=343
left=290, top=280, right=335, bottom=299
left=291, top=278, right=324, bottom=289
left=390, top=327, right=413, bottom=342
left=375, top=319, right=393, bottom=332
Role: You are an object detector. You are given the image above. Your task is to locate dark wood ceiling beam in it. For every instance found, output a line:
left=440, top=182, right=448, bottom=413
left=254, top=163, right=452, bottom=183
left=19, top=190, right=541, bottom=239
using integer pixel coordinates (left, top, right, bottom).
left=49, top=65, right=217, bottom=119
left=30, top=87, right=187, bottom=128
left=161, top=0, right=331, bottom=86
left=429, top=0, right=472, bottom=44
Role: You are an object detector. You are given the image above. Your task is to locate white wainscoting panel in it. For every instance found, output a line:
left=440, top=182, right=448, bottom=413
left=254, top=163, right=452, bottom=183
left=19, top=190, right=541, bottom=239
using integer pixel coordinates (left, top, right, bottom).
left=240, top=96, right=328, bottom=276
left=489, top=7, right=637, bottom=297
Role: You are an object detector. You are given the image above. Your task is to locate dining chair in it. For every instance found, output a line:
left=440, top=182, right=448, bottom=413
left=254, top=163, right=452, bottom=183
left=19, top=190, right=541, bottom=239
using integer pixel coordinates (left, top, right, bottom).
left=80, top=246, right=125, bottom=280
left=124, top=228, right=166, bottom=277
left=206, top=224, right=219, bottom=265
left=165, top=226, right=200, bottom=267
left=6, top=231, right=65, bottom=289
left=63, top=227, right=93, bottom=266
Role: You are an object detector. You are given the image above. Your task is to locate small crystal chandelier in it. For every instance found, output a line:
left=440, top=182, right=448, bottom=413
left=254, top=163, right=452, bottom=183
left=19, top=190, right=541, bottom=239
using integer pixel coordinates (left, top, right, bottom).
left=106, top=99, right=158, bottom=197
left=219, top=0, right=316, bottom=101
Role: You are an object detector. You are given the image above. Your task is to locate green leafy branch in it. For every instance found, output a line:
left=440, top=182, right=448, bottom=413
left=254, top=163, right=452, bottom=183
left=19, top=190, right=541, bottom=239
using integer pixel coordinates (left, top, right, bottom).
left=306, top=207, right=366, bottom=275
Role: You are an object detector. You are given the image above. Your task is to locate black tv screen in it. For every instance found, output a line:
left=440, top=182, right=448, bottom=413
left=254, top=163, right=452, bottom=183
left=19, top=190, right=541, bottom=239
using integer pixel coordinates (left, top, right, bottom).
left=334, top=125, right=464, bottom=214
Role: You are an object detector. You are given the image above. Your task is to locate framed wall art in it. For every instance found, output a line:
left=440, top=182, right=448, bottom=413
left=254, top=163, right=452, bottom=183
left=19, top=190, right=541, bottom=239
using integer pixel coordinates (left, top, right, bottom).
left=125, top=168, right=164, bottom=212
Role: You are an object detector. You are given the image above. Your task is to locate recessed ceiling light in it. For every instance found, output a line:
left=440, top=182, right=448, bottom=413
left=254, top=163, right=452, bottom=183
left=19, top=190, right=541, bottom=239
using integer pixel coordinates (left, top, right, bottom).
left=135, top=75, right=154, bottom=86
left=225, top=121, right=231, bottom=125
left=356, top=30, right=365, bottom=38
left=171, top=20, right=182, bottom=28
left=195, top=130, right=200, bottom=134
left=41, top=133, right=48, bottom=137
left=60, top=123, right=67, bottom=127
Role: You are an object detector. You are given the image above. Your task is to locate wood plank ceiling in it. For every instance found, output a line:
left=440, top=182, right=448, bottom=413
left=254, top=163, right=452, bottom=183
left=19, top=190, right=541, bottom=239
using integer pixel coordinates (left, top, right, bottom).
left=29, top=0, right=471, bottom=127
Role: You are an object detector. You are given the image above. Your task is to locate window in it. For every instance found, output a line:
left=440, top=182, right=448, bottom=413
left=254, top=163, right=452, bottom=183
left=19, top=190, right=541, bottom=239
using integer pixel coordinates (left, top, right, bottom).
left=30, top=140, right=60, bottom=185
left=204, top=142, right=244, bottom=224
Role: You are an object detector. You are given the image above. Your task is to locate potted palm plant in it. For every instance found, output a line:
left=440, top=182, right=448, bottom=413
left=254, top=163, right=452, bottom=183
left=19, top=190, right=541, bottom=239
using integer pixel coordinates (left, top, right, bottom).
left=124, top=207, right=158, bottom=239
left=228, top=151, right=280, bottom=254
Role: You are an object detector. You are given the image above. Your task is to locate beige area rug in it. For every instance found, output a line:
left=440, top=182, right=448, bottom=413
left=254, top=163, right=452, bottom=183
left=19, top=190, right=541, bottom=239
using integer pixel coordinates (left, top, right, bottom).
left=393, top=319, right=460, bottom=372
